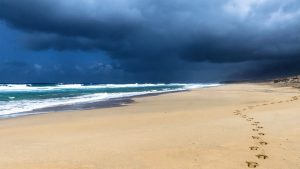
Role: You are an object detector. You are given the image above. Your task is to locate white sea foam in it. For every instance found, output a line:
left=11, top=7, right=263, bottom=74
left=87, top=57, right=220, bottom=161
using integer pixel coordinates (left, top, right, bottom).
left=0, top=83, right=220, bottom=117
left=0, top=83, right=177, bottom=92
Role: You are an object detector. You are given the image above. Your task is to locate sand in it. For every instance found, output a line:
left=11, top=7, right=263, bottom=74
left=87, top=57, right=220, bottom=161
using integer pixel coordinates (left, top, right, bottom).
left=0, top=84, right=299, bottom=169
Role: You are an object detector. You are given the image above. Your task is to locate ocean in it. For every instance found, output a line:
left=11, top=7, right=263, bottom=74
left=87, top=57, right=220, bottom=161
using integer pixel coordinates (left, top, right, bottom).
left=0, top=83, right=219, bottom=118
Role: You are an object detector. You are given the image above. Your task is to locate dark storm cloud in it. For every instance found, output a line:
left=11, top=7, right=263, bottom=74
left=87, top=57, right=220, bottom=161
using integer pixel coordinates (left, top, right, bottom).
left=0, top=0, right=142, bottom=39
left=0, top=60, right=128, bottom=83
left=1, top=0, right=300, bottom=81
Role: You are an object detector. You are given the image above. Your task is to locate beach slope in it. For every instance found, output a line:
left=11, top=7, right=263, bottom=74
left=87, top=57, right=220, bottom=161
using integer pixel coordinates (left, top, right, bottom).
left=0, top=84, right=299, bottom=169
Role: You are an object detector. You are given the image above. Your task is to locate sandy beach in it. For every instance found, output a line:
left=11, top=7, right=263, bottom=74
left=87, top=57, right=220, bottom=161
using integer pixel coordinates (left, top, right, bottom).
left=0, top=83, right=299, bottom=169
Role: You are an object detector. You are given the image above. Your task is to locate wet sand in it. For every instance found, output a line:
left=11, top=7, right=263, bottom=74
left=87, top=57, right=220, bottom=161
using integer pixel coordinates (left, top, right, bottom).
left=0, top=84, right=299, bottom=169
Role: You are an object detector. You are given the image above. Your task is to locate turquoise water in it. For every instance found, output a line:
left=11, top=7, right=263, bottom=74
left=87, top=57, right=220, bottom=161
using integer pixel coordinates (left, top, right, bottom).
left=0, top=83, right=219, bottom=118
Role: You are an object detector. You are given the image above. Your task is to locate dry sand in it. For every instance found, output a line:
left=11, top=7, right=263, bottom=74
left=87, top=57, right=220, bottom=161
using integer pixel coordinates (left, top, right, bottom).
left=0, top=84, right=299, bottom=169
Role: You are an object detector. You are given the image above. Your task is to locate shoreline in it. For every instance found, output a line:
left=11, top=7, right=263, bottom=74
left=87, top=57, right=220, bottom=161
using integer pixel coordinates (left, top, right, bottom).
left=0, top=88, right=191, bottom=120
left=0, top=84, right=220, bottom=120
left=0, top=83, right=299, bottom=169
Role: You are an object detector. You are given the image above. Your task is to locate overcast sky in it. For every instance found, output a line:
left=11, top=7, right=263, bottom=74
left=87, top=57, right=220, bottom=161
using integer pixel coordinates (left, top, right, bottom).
left=0, top=0, right=300, bottom=83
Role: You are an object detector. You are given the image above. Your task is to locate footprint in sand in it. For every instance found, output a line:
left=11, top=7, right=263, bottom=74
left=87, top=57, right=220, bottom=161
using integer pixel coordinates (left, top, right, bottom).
left=258, top=133, right=265, bottom=136
left=257, top=126, right=263, bottom=129
left=252, top=136, right=260, bottom=139
left=242, top=115, right=247, bottom=118
left=253, top=121, right=260, bottom=124
left=251, top=123, right=258, bottom=126
left=247, top=118, right=253, bottom=121
left=246, top=161, right=259, bottom=168
left=259, top=141, right=268, bottom=145
left=256, top=154, right=268, bottom=159
left=249, top=146, right=259, bottom=150
left=253, top=129, right=259, bottom=131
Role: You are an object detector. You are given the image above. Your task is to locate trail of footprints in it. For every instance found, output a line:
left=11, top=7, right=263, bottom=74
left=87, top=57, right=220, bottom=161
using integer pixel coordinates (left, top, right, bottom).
left=234, top=108, right=268, bottom=168
left=233, top=95, right=300, bottom=168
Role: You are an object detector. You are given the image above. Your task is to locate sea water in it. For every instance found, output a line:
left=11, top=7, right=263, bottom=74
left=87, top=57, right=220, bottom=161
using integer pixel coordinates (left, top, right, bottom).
left=0, top=83, right=219, bottom=118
